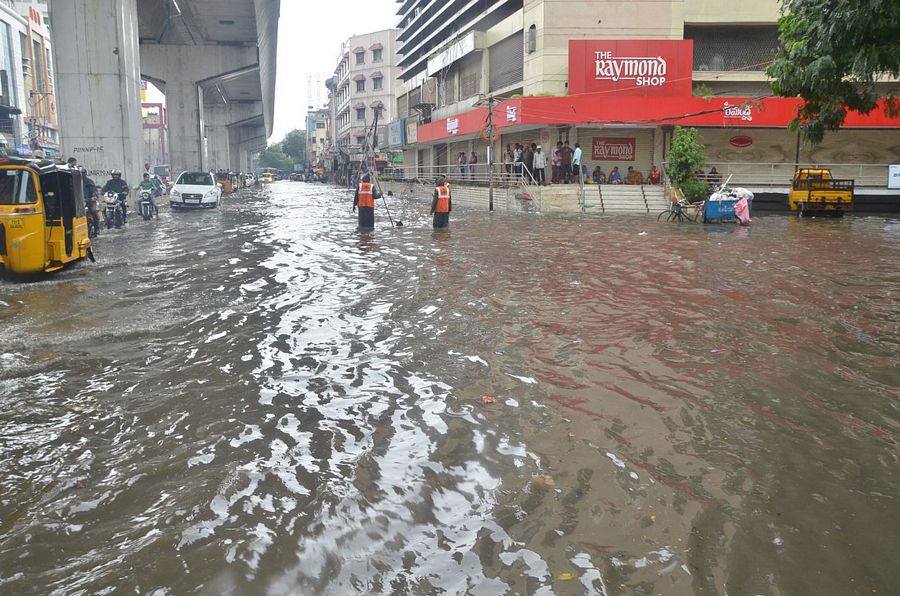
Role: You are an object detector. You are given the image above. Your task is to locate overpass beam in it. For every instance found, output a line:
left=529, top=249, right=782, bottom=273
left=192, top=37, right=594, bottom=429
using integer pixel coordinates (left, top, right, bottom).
left=141, top=44, right=257, bottom=175
left=50, top=0, right=144, bottom=184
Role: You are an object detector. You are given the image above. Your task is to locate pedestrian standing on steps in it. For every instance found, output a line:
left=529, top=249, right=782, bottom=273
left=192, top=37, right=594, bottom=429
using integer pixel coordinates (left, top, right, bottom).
left=431, top=175, right=452, bottom=229
left=353, top=173, right=379, bottom=229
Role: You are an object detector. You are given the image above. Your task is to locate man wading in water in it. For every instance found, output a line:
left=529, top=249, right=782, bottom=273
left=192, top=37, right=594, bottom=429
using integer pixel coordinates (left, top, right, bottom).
left=431, top=176, right=452, bottom=229
left=353, top=173, right=380, bottom=229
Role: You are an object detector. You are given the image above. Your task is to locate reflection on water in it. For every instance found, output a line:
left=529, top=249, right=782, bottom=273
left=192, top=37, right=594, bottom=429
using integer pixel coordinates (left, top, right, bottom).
left=1, top=184, right=897, bottom=595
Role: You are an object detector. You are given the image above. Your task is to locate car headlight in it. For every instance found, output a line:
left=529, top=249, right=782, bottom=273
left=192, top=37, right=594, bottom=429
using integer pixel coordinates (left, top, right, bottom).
left=204, top=189, right=217, bottom=197
left=171, top=190, right=181, bottom=198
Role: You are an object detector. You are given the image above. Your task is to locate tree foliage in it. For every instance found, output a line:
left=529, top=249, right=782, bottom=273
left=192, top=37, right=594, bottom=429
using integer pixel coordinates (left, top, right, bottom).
left=280, top=129, right=307, bottom=164
left=257, top=143, right=293, bottom=173
left=666, top=127, right=707, bottom=199
left=766, top=0, right=900, bottom=144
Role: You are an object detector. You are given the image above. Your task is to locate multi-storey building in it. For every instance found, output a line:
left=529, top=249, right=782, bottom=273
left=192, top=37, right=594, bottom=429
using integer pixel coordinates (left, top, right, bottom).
left=327, top=29, right=401, bottom=164
left=305, top=107, right=329, bottom=168
left=394, top=0, right=898, bottom=191
left=15, top=2, right=59, bottom=158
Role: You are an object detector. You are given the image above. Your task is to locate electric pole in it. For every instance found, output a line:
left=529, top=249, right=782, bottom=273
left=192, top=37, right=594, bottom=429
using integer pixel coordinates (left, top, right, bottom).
left=486, top=95, right=496, bottom=212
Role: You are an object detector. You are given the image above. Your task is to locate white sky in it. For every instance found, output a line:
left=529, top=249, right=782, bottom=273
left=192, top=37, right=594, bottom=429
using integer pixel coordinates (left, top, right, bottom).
left=269, top=0, right=397, bottom=142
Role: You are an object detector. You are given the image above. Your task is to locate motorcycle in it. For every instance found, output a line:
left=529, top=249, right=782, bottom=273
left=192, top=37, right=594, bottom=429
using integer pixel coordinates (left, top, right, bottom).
left=103, top=192, right=124, bottom=229
left=138, top=189, right=156, bottom=221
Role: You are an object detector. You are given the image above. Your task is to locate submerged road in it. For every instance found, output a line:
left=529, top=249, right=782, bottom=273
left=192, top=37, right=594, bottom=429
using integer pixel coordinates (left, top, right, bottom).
left=1, top=183, right=898, bottom=595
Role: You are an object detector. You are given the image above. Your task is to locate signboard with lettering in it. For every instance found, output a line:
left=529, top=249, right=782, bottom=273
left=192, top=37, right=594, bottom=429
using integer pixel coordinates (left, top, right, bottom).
left=569, top=40, right=693, bottom=97
left=386, top=119, right=406, bottom=148
left=592, top=137, right=636, bottom=161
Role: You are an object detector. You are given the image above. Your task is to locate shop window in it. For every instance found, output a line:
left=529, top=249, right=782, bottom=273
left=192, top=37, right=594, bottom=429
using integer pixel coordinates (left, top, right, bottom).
left=356, top=79, right=365, bottom=92
left=527, top=25, right=536, bottom=54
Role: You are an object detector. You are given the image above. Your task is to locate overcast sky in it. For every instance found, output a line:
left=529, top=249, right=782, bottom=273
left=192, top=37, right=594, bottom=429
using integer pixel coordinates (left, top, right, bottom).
left=270, top=0, right=397, bottom=142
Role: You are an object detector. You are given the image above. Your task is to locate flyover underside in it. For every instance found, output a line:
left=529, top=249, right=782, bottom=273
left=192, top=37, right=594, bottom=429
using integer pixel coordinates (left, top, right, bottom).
left=50, top=0, right=278, bottom=181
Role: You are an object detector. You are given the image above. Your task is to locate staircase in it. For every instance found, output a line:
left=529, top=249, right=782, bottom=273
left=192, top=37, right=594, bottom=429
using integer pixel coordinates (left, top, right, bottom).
left=540, top=184, right=669, bottom=214
left=583, top=184, right=669, bottom=214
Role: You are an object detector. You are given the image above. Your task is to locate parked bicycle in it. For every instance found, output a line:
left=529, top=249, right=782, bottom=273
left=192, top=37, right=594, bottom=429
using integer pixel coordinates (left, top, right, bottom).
left=658, top=199, right=702, bottom=223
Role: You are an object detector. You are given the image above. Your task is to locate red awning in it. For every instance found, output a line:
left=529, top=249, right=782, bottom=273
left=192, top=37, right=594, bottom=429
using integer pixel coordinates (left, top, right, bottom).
left=415, top=95, right=900, bottom=144
left=352, top=46, right=365, bottom=53
left=369, top=71, right=383, bottom=79
left=369, top=42, right=383, bottom=50
left=352, top=74, right=366, bottom=81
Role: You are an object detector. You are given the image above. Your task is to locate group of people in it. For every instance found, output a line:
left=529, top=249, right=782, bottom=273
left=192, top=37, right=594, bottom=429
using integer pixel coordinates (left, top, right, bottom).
left=353, top=174, right=452, bottom=230
left=457, top=151, right=479, bottom=179
left=589, top=164, right=662, bottom=185
left=68, top=158, right=165, bottom=230
left=504, top=141, right=587, bottom=185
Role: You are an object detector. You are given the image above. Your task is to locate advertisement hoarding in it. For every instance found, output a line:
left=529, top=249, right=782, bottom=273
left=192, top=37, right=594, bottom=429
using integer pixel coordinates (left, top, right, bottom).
left=592, top=137, right=636, bottom=161
left=569, top=40, right=693, bottom=97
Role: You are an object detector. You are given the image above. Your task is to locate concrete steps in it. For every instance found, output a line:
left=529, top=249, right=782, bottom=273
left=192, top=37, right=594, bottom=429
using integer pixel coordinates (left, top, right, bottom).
left=541, top=184, right=669, bottom=214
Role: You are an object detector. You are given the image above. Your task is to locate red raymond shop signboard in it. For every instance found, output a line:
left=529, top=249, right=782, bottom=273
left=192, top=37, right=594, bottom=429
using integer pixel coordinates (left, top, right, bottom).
left=569, top=40, right=693, bottom=97
left=592, top=137, right=636, bottom=161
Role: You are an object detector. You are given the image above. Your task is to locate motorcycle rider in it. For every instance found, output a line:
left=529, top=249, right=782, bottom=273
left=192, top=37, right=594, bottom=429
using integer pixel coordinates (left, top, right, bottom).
left=102, top=170, right=130, bottom=223
left=137, top=173, right=159, bottom=217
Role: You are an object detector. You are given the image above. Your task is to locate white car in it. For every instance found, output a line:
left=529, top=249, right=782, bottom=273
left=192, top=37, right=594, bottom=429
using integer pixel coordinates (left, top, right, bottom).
left=169, top=171, right=222, bottom=209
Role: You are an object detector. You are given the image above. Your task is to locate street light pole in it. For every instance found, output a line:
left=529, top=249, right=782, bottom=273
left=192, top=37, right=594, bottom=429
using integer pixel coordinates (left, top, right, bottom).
left=487, top=94, right=495, bottom=212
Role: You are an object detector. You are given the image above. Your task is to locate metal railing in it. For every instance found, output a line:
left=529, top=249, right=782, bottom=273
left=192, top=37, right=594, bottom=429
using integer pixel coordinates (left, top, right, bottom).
left=663, top=162, right=893, bottom=188
left=380, top=162, right=542, bottom=188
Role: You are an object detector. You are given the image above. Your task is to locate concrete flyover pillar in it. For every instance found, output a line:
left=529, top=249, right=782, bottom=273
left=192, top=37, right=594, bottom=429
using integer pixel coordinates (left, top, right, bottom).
left=140, top=45, right=257, bottom=176
left=49, top=0, right=144, bottom=185
left=205, top=102, right=263, bottom=172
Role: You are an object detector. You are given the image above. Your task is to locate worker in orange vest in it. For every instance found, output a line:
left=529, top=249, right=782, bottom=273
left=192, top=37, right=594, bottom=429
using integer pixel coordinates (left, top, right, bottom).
left=353, top=173, right=380, bottom=228
left=431, top=176, right=452, bottom=229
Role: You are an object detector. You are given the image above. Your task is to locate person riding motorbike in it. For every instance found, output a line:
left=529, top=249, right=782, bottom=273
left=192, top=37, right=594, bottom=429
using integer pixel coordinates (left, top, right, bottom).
left=137, top=173, right=159, bottom=217
left=102, top=170, right=130, bottom=223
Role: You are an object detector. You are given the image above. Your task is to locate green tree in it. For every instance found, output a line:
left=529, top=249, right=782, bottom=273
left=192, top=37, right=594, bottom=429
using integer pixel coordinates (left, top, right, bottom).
left=280, top=129, right=307, bottom=164
left=666, top=127, right=707, bottom=201
left=257, top=144, right=293, bottom=173
left=766, top=0, right=900, bottom=144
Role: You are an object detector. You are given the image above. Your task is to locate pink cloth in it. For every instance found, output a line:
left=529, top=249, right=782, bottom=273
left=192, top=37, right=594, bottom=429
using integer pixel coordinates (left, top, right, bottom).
left=734, top=196, right=751, bottom=226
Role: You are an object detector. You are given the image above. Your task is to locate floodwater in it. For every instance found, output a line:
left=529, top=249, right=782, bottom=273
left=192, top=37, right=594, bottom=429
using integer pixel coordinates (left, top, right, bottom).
left=1, top=183, right=897, bottom=595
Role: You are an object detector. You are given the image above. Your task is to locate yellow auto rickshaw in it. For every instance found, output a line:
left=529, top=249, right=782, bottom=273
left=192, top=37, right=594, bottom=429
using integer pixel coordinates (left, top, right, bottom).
left=215, top=171, right=234, bottom=194
left=0, top=157, right=93, bottom=275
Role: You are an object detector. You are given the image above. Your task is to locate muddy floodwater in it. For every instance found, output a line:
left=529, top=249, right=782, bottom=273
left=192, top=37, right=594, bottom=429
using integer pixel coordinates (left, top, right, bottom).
left=1, top=183, right=898, bottom=595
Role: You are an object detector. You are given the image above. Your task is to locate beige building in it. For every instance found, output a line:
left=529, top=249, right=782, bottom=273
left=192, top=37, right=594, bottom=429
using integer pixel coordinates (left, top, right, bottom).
left=305, top=107, right=329, bottom=168
left=15, top=2, right=60, bottom=157
left=327, top=28, right=401, bottom=160
left=394, top=0, right=899, bottom=193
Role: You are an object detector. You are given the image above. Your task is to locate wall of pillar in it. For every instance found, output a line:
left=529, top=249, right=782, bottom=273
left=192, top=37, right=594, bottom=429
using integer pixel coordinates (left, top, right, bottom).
left=50, top=0, right=144, bottom=185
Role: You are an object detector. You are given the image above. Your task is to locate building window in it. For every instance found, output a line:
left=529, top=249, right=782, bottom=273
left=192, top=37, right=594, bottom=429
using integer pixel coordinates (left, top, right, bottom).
left=527, top=24, right=536, bottom=54
left=356, top=79, right=365, bottom=92
left=372, top=48, right=382, bottom=62
left=373, top=76, right=383, bottom=91
left=356, top=107, right=366, bottom=121
left=355, top=51, right=365, bottom=65
left=685, top=25, right=779, bottom=71
left=356, top=136, right=365, bottom=146
left=316, top=122, right=326, bottom=129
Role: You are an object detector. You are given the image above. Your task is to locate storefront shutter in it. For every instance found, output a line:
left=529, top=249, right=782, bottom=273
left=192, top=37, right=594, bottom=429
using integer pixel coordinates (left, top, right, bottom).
left=458, top=54, right=482, bottom=100
left=490, top=32, right=524, bottom=92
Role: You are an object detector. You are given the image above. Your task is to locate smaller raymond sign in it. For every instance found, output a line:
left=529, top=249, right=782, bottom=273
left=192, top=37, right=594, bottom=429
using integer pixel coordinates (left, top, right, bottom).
left=592, top=137, right=636, bottom=161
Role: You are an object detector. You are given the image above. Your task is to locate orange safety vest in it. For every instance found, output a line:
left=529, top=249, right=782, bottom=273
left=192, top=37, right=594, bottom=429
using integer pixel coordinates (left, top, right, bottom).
left=435, top=184, right=450, bottom=213
left=358, top=182, right=375, bottom=208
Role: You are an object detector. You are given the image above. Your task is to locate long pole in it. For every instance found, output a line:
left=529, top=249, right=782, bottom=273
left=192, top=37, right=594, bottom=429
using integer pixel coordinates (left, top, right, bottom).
left=487, top=95, right=495, bottom=212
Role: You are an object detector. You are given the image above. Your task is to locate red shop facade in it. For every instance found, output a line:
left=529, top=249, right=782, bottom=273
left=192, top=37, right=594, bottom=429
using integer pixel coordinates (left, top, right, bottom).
left=414, top=39, right=898, bottom=193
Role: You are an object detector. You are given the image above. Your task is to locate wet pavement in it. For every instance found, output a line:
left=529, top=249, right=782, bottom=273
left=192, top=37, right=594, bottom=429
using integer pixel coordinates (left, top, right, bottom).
left=1, top=182, right=898, bottom=595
